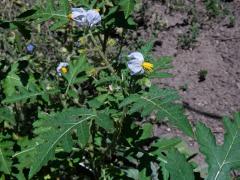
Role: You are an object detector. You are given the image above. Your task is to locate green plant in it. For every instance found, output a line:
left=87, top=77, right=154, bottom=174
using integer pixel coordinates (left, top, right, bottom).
left=160, top=0, right=186, bottom=11
left=198, top=69, right=208, bottom=82
left=204, top=0, right=222, bottom=16
left=178, top=22, right=200, bottom=49
left=0, top=0, right=240, bottom=180
left=227, top=14, right=236, bottom=28
left=196, top=113, right=240, bottom=180
left=0, top=0, right=194, bottom=179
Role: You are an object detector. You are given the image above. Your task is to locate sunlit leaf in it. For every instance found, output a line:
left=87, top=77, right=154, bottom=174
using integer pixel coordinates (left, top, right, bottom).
left=196, top=112, right=240, bottom=180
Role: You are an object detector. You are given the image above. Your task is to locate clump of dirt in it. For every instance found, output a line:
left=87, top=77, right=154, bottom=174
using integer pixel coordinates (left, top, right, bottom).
left=135, top=0, right=240, bottom=175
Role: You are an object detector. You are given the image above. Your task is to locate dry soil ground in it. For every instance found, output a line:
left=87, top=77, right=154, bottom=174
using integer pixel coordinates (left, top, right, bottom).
left=135, top=0, right=240, bottom=174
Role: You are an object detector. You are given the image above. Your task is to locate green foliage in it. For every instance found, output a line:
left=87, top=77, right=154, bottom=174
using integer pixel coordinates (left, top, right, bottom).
left=3, top=0, right=238, bottom=179
left=0, top=138, right=14, bottom=174
left=2, top=63, right=23, bottom=97
left=29, top=108, right=94, bottom=178
left=27, top=0, right=70, bottom=30
left=3, top=88, right=58, bottom=104
left=153, top=138, right=182, bottom=152
left=63, top=56, right=91, bottom=95
left=198, top=69, right=208, bottom=82
left=119, top=0, right=136, bottom=19
left=204, top=0, right=222, bottom=16
left=120, top=85, right=193, bottom=137
left=178, top=22, right=199, bottom=49
left=0, top=107, right=15, bottom=125
left=28, top=107, right=115, bottom=177
left=196, top=112, right=240, bottom=180
left=165, top=149, right=195, bottom=180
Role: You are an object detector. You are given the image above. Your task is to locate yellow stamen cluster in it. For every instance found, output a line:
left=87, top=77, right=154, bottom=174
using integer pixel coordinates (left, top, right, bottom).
left=67, top=14, right=73, bottom=19
left=142, top=62, right=153, bottom=72
left=61, top=67, right=68, bottom=74
left=94, top=8, right=100, bottom=12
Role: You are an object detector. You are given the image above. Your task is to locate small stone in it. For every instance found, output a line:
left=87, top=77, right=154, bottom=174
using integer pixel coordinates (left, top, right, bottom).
left=236, top=83, right=240, bottom=89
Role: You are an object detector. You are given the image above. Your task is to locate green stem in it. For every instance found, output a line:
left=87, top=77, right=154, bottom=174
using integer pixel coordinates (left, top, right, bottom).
left=104, top=107, right=127, bottom=159
left=102, top=31, right=108, bottom=53
left=88, top=31, right=115, bottom=73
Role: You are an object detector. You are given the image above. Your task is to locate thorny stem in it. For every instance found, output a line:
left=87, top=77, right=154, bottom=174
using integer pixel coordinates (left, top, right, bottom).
left=104, top=107, right=127, bottom=159
left=95, top=66, right=111, bottom=73
left=114, top=29, right=125, bottom=60
left=14, top=103, right=25, bottom=132
left=88, top=31, right=115, bottom=73
left=102, top=31, right=108, bottom=53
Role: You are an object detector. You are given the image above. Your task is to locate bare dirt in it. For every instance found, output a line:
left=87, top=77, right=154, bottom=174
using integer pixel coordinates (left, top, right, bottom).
left=135, top=0, right=240, bottom=176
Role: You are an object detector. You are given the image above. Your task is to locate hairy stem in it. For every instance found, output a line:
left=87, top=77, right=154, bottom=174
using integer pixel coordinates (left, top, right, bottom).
left=88, top=31, right=115, bottom=73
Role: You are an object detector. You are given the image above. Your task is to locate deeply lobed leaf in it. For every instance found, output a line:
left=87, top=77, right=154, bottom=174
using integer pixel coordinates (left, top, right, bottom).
left=196, top=112, right=240, bottom=180
left=165, top=149, right=194, bottom=180
left=0, top=139, right=14, bottom=174
left=120, top=85, right=193, bottom=137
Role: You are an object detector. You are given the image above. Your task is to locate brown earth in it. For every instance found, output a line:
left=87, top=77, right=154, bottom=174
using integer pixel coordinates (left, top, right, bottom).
left=135, top=0, right=240, bottom=176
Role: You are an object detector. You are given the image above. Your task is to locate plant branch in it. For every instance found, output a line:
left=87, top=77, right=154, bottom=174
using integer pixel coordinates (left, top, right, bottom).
left=88, top=31, right=115, bottom=73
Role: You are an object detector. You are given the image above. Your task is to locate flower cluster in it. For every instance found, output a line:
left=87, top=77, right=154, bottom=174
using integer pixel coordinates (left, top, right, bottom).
left=57, top=52, right=153, bottom=76
left=57, top=8, right=154, bottom=76
left=68, top=8, right=101, bottom=28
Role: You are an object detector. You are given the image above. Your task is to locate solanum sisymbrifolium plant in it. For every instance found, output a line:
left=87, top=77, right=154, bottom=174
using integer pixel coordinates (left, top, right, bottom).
left=1, top=0, right=239, bottom=180
left=0, top=1, right=192, bottom=179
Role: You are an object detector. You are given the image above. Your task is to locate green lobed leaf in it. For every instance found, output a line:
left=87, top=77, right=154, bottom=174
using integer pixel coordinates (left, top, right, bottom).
left=149, top=72, right=174, bottom=79
left=140, top=41, right=154, bottom=55
left=120, top=86, right=193, bottom=137
left=2, top=89, right=59, bottom=104
left=2, top=63, right=23, bottom=97
left=96, top=112, right=114, bottom=132
left=165, top=149, right=194, bottom=180
left=0, top=107, right=15, bottom=124
left=29, top=108, right=95, bottom=178
left=139, top=123, right=153, bottom=140
left=28, top=0, right=69, bottom=30
left=196, top=112, right=240, bottom=180
left=153, top=137, right=182, bottom=153
left=119, top=0, right=136, bottom=19
left=160, top=161, right=170, bottom=180
left=76, top=121, right=90, bottom=147
left=64, top=56, right=91, bottom=95
left=138, top=168, right=149, bottom=180
left=153, top=56, right=173, bottom=70
left=0, top=139, right=14, bottom=174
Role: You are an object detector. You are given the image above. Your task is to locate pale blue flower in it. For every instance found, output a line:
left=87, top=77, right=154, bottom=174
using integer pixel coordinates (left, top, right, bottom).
left=57, top=62, right=69, bottom=76
left=86, top=10, right=101, bottom=27
left=69, top=8, right=88, bottom=27
left=69, top=8, right=101, bottom=28
left=26, top=43, right=36, bottom=54
left=127, top=52, right=154, bottom=75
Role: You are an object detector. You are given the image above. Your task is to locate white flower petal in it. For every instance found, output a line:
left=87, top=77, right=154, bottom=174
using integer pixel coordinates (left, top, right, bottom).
left=72, top=8, right=86, bottom=13
left=71, top=8, right=86, bottom=18
left=86, top=10, right=101, bottom=27
left=71, top=8, right=87, bottom=27
left=127, top=52, right=146, bottom=75
left=128, top=52, right=144, bottom=64
left=128, top=59, right=144, bottom=75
